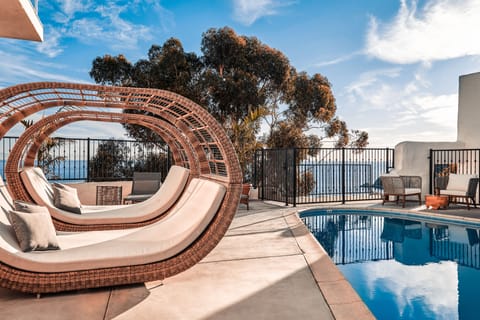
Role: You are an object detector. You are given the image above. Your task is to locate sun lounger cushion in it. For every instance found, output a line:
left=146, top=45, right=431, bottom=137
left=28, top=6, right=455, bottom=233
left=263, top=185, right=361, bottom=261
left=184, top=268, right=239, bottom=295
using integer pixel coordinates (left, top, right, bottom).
left=20, top=165, right=190, bottom=225
left=8, top=208, right=60, bottom=252
left=0, top=178, right=225, bottom=273
left=52, top=183, right=82, bottom=214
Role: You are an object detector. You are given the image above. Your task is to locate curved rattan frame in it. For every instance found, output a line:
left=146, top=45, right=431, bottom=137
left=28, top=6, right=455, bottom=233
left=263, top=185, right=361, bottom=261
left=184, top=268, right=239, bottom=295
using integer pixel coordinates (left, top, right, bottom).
left=0, top=82, right=242, bottom=293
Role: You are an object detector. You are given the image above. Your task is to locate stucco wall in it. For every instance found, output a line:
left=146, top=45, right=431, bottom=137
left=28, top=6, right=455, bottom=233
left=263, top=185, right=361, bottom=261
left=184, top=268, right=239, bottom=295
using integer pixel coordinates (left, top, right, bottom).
left=394, top=141, right=464, bottom=195
left=458, top=72, right=480, bottom=147
left=393, top=71, right=480, bottom=196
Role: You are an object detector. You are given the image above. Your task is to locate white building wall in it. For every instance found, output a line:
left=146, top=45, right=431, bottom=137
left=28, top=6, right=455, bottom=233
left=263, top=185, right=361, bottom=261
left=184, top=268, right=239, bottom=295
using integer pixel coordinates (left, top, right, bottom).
left=458, top=72, right=480, bottom=148
left=393, top=71, right=480, bottom=195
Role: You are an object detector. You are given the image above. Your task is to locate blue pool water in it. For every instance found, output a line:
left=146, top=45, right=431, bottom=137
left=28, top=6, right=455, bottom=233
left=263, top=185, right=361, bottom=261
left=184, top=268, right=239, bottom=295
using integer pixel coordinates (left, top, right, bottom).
left=300, top=209, right=480, bottom=320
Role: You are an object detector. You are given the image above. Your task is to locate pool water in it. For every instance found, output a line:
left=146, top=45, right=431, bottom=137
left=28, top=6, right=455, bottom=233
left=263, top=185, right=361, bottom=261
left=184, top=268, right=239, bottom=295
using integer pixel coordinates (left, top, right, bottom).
left=300, top=209, right=480, bottom=320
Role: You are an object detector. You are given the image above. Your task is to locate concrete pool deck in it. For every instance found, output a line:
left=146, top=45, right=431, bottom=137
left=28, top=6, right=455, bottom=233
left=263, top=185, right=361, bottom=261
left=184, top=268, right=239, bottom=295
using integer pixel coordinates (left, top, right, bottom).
left=2, top=199, right=480, bottom=319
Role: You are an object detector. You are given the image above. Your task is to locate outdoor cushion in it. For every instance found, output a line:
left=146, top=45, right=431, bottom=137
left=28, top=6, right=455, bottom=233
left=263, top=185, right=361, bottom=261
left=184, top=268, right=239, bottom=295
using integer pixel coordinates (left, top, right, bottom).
left=8, top=209, right=60, bottom=252
left=404, top=188, right=421, bottom=195
left=20, top=165, right=190, bottom=225
left=52, top=183, right=82, bottom=214
left=439, top=189, right=468, bottom=196
left=446, top=174, right=477, bottom=191
left=131, top=180, right=160, bottom=195
left=0, top=178, right=225, bottom=273
left=14, top=200, right=48, bottom=213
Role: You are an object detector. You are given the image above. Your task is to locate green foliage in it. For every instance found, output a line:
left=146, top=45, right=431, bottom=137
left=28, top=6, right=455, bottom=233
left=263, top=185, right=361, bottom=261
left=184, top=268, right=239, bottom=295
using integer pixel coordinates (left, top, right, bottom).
left=88, top=140, right=133, bottom=181
left=20, top=120, right=66, bottom=179
left=89, top=26, right=369, bottom=180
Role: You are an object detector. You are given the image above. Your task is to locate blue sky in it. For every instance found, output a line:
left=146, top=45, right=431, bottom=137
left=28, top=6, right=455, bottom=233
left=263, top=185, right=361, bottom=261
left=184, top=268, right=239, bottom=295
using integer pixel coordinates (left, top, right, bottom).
left=2, top=0, right=480, bottom=147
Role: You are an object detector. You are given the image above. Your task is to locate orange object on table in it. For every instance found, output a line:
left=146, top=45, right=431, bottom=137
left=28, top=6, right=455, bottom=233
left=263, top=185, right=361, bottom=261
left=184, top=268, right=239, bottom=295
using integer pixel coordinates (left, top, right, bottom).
left=425, top=194, right=449, bottom=210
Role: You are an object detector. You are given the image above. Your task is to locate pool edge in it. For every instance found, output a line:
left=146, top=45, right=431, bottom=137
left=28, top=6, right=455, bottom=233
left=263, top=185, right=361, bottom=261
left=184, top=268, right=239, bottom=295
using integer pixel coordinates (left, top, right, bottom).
left=283, top=210, right=376, bottom=320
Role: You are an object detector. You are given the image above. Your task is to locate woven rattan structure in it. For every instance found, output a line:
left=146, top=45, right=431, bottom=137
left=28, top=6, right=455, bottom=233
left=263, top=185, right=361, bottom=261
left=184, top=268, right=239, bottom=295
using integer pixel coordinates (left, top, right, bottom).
left=0, top=82, right=242, bottom=293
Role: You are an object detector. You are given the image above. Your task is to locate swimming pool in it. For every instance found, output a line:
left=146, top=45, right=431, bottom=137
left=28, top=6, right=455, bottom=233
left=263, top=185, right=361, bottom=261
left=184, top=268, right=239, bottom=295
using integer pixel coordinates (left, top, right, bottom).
left=300, top=208, right=480, bottom=320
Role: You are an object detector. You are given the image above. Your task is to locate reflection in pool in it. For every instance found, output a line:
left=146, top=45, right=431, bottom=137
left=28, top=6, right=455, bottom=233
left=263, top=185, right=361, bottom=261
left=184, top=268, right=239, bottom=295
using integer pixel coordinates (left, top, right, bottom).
left=300, top=209, right=480, bottom=320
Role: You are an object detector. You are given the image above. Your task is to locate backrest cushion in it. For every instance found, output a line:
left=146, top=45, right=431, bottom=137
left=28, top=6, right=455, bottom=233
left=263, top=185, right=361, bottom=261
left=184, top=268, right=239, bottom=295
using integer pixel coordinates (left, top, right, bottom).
left=446, top=174, right=477, bottom=191
left=132, top=180, right=161, bottom=195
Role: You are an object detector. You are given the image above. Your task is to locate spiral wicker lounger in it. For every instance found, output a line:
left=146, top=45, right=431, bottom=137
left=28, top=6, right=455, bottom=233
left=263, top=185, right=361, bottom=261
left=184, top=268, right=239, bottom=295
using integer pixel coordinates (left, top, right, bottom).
left=0, top=82, right=242, bottom=294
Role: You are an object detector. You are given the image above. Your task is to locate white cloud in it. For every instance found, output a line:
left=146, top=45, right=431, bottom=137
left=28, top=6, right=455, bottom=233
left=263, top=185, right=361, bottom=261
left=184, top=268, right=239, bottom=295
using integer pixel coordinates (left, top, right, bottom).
left=366, top=0, right=480, bottom=64
left=232, top=0, right=294, bottom=25
left=337, top=66, right=458, bottom=146
left=36, top=28, right=64, bottom=58
left=43, top=1, right=155, bottom=57
left=361, top=260, right=458, bottom=318
left=314, top=50, right=363, bottom=68
left=0, top=48, right=88, bottom=87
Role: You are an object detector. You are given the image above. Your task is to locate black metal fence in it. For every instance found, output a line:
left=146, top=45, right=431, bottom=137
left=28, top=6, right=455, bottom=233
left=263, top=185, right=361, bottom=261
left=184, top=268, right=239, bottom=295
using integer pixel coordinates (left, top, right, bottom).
left=301, top=213, right=394, bottom=264
left=253, top=148, right=394, bottom=205
left=0, top=136, right=171, bottom=182
left=429, top=148, right=480, bottom=203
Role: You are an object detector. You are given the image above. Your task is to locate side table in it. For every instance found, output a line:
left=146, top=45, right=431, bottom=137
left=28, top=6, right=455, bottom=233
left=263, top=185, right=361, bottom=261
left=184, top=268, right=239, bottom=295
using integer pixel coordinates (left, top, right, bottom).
left=425, top=194, right=449, bottom=210
left=96, top=185, right=123, bottom=205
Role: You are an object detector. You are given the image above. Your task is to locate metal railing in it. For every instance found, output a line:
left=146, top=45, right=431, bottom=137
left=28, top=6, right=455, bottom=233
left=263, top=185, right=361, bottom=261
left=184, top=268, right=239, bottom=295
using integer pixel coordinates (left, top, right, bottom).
left=0, top=136, right=171, bottom=182
left=302, top=214, right=393, bottom=264
left=429, top=148, right=480, bottom=204
left=253, top=147, right=394, bottom=205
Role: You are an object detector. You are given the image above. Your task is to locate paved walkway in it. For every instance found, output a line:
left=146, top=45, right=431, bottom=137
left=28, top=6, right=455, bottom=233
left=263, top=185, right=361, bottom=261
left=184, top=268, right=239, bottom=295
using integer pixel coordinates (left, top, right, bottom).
left=3, top=199, right=478, bottom=319
left=0, top=201, right=344, bottom=320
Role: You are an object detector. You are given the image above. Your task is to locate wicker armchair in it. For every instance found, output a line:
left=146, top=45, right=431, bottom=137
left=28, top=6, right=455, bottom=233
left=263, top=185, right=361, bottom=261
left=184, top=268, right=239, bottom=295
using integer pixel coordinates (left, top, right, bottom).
left=381, top=175, right=422, bottom=208
left=435, top=174, right=479, bottom=210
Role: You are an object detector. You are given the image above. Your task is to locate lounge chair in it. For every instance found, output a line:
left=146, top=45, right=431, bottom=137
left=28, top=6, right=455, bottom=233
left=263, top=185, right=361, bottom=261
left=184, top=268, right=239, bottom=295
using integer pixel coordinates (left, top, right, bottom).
left=435, top=174, right=479, bottom=210
left=0, top=82, right=243, bottom=294
left=0, top=176, right=227, bottom=294
left=19, top=165, right=190, bottom=230
left=123, top=172, right=162, bottom=204
left=380, top=175, right=422, bottom=208
left=240, top=183, right=251, bottom=210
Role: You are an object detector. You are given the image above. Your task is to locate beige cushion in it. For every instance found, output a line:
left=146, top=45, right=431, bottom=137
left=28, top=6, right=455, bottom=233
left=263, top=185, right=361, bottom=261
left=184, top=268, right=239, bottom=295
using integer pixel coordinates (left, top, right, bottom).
left=8, top=209, right=60, bottom=252
left=14, top=200, right=48, bottom=213
left=2, top=178, right=225, bottom=272
left=132, top=180, right=160, bottom=195
left=21, top=165, right=189, bottom=224
left=439, top=189, right=467, bottom=196
left=446, top=174, right=476, bottom=192
left=404, top=188, right=421, bottom=195
left=52, top=183, right=82, bottom=214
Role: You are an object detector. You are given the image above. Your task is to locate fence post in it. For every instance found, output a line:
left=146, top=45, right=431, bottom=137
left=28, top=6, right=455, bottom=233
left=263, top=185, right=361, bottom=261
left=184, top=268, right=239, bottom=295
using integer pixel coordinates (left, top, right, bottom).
left=284, top=148, right=289, bottom=206
left=428, top=149, right=433, bottom=195
left=86, top=138, right=91, bottom=182
left=293, top=148, right=297, bottom=207
left=385, top=148, right=390, bottom=173
left=261, top=148, right=265, bottom=200
left=341, top=148, right=346, bottom=204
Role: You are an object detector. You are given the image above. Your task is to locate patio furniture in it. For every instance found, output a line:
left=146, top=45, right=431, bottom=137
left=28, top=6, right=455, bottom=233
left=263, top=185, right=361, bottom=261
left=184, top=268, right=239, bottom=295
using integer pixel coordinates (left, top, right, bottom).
left=0, top=82, right=243, bottom=293
left=425, top=194, right=449, bottom=210
left=96, top=185, right=123, bottom=205
left=20, top=165, right=189, bottom=230
left=123, top=172, right=162, bottom=204
left=240, top=183, right=251, bottom=210
left=435, top=174, right=479, bottom=210
left=380, top=175, right=422, bottom=208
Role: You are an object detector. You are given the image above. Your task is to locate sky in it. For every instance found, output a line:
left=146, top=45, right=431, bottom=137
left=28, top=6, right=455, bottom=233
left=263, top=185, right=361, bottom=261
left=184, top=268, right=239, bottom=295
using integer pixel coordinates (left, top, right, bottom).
left=2, top=0, right=480, bottom=147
